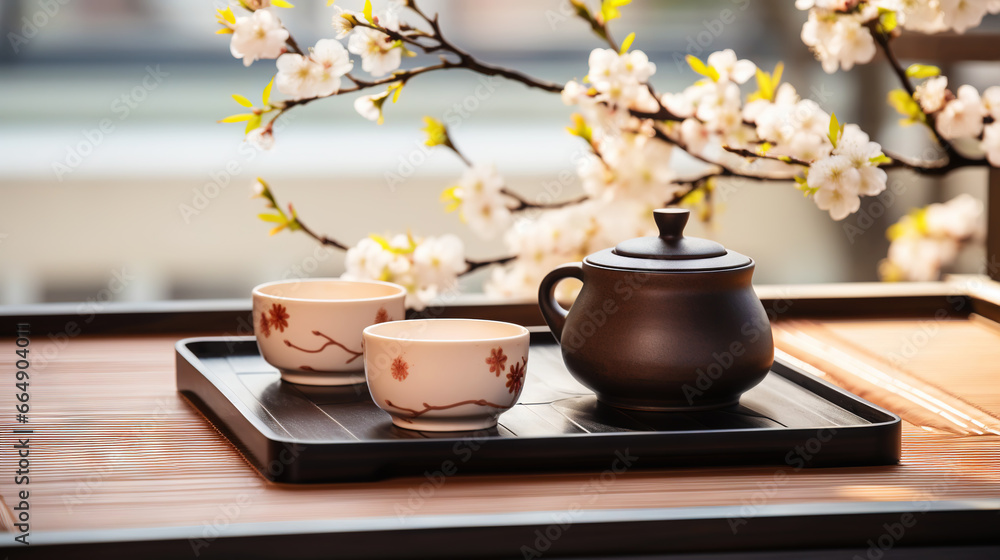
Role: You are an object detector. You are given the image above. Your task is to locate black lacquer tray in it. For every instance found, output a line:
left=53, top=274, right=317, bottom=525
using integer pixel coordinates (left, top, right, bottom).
left=175, top=330, right=900, bottom=483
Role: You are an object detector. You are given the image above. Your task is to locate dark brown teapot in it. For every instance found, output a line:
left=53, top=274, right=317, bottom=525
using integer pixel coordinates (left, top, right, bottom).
left=538, top=208, right=773, bottom=411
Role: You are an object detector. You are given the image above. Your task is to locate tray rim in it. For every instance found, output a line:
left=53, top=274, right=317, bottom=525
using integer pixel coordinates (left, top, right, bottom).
left=176, top=329, right=902, bottom=487
left=176, top=334, right=901, bottom=448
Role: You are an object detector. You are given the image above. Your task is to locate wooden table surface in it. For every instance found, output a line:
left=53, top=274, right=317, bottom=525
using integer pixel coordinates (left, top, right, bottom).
left=1, top=283, right=999, bottom=557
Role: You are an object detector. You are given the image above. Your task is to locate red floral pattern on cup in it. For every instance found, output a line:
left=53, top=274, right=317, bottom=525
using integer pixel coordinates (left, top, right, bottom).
left=259, top=313, right=271, bottom=338
left=506, top=357, right=526, bottom=394
left=374, top=307, right=391, bottom=324
left=391, top=356, right=409, bottom=381
left=485, top=347, right=507, bottom=377
left=268, top=303, right=289, bottom=332
left=258, top=303, right=289, bottom=338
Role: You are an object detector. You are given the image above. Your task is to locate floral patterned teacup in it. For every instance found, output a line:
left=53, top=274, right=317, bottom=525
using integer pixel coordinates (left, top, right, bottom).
left=252, top=278, right=406, bottom=386
left=363, top=319, right=530, bottom=431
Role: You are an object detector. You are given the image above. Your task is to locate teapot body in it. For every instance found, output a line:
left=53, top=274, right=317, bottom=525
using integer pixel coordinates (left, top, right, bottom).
left=540, top=260, right=773, bottom=410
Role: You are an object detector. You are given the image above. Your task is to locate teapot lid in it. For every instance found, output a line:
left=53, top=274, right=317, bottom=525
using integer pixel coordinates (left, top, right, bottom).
left=585, top=208, right=752, bottom=272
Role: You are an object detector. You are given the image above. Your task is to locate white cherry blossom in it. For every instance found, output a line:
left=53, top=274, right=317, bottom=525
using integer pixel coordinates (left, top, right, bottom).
left=275, top=53, right=319, bottom=100
left=835, top=124, right=887, bottom=196
left=881, top=193, right=985, bottom=281
left=894, top=1, right=947, bottom=32
left=937, top=84, right=986, bottom=140
left=353, top=93, right=385, bottom=122
left=981, top=86, right=1000, bottom=119
left=561, top=80, right=589, bottom=106
left=452, top=163, right=512, bottom=239
left=680, top=118, right=711, bottom=154
left=925, top=193, right=984, bottom=239
left=332, top=6, right=362, bottom=39
left=245, top=127, right=275, bottom=151
left=940, top=0, right=990, bottom=32
left=808, top=155, right=862, bottom=220
left=343, top=238, right=393, bottom=281
left=311, top=39, right=353, bottom=97
left=706, top=49, right=756, bottom=84
left=230, top=9, right=289, bottom=67
left=412, top=234, right=467, bottom=290
left=915, top=76, right=949, bottom=113
left=343, top=233, right=467, bottom=310
left=982, top=122, right=1000, bottom=166
left=347, top=8, right=402, bottom=77
left=800, top=9, right=876, bottom=73
left=586, top=48, right=657, bottom=108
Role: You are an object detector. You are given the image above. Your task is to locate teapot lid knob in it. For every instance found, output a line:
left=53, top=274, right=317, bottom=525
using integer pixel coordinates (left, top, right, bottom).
left=609, top=207, right=729, bottom=261
left=653, top=208, right=689, bottom=239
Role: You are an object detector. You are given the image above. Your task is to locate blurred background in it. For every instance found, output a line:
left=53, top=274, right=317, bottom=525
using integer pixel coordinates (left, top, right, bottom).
left=0, top=0, right=995, bottom=305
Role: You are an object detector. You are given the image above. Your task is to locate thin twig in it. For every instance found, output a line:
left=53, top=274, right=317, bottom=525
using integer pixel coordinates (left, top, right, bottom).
left=284, top=35, right=304, bottom=56
left=500, top=188, right=590, bottom=211
left=445, top=133, right=590, bottom=212
left=867, top=20, right=956, bottom=157
left=724, top=146, right=810, bottom=167
left=465, top=255, right=516, bottom=273
left=294, top=218, right=349, bottom=251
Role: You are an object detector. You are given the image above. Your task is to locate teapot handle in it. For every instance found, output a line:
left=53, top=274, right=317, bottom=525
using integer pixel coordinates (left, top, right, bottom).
left=537, top=262, right=584, bottom=344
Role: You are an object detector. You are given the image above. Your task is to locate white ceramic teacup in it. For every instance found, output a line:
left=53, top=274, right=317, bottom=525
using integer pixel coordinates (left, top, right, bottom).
left=363, top=319, right=530, bottom=431
left=252, top=278, right=406, bottom=386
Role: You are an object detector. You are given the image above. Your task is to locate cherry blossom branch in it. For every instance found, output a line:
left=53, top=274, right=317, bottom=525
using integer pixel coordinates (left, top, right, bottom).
left=284, top=35, right=304, bottom=56
left=444, top=131, right=592, bottom=211
left=465, top=255, right=517, bottom=273
left=500, top=188, right=590, bottom=211
left=266, top=187, right=514, bottom=276
left=294, top=219, right=349, bottom=251
left=725, top=131, right=989, bottom=177
left=649, top=126, right=797, bottom=182
left=867, top=21, right=957, bottom=157
left=351, top=2, right=564, bottom=94
left=724, top=146, right=810, bottom=167
left=273, top=63, right=452, bottom=120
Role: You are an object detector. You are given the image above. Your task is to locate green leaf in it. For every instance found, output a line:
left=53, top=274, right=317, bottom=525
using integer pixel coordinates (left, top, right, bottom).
left=387, top=81, right=404, bottom=103
left=258, top=213, right=286, bottom=224
left=878, top=9, right=898, bottom=33
left=422, top=116, right=448, bottom=147
left=600, top=0, right=631, bottom=23
left=794, top=174, right=818, bottom=196
left=869, top=153, right=892, bottom=165
left=232, top=94, right=253, bottom=108
left=262, top=76, right=274, bottom=106
left=245, top=114, right=262, bottom=134
left=216, top=6, right=236, bottom=25
left=771, top=61, right=784, bottom=89
left=751, top=63, right=783, bottom=102
left=887, top=89, right=926, bottom=126
left=686, top=55, right=720, bottom=82
left=619, top=32, right=635, bottom=55
left=363, top=0, right=373, bottom=24
left=218, top=113, right=255, bottom=123
left=906, top=63, right=941, bottom=79
left=828, top=113, right=841, bottom=148
left=566, top=113, right=593, bottom=144
left=440, top=186, right=462, bottom=212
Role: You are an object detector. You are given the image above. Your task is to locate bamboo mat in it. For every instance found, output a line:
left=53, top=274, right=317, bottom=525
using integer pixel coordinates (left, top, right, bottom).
left=1, top=321, right=999, bottom=533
